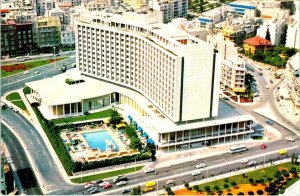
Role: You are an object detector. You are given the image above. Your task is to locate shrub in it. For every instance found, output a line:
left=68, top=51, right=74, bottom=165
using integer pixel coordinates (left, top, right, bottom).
left=237, top=192, right=244, bottom=196
left=214, top=185, right=220, bottom=192
left=257, top=190, right=264, bottom=195
left=248, top=191, right=254, bottom=195
left=289, top=167, right=297, bottom=175
left=230, top=181, right=237, bottom=187
left=193, top=185, right=199, bottom=192
left=267, top=177, right=273, bottom=182
left=131, top=186, right=141, bottom=195
left=184, top=182, right=189, bottom=189
left=204, top=186, right=211, bottom=192
left=224, top=178, right=229, bottom=183
left=227, top=193, right=233, bottom=196
left=165, top=187, right=174, bottom=195
left=248, top=178, right=254, bottom=184
left=279, top=176, right=284, bottom=181
left=223, top=184, right=229, bottom=189
left=274, top=179, right=281, bottom=185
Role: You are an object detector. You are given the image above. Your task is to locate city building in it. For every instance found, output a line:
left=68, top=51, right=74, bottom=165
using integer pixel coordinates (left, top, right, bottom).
left=221, top=57, right=246, bottom=93
left=122, top=0, right=146, bottom=9
left=286, top=21, right=300, bottom=49
left=256, top=19, right=287, bottom=46
left=148, top=0, right=188, bottom=23
left=227, top=2, right=256, bottom=16
left=198, top=7, right=225, bottom=27
left=61, top=28, right=75, bottom=46
left=1, top=19, right=34, bottom=57
left=207, top=32, right=239, bottom=60
left=84, top=0, right=112, bottom=11
left=35, top=16, right=61, bottom=49
left=243, top=36, right=272, bottom=55
left=285, top=53, right=300, bottom=109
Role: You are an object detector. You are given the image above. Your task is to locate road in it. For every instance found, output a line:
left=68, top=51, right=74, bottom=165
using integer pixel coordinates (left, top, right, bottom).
left=1, top=57, right=76, bottom=94
left=2, top=125, right=42, bottom=195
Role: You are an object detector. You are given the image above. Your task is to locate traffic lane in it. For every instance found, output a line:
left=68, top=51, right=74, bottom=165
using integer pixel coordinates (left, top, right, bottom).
left=1, top=110, right=72, bottom=191
left=1, top=57, right=75, bottom=85
left=108, top=149, right=299, bottom=195
left=2, top=125, right=43, bottom=195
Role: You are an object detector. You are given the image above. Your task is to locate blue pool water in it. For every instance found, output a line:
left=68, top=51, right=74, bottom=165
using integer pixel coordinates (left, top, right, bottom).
left=83, top=131, right=119, bottom=151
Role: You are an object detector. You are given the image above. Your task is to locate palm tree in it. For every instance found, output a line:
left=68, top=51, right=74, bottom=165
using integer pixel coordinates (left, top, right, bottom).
left=109, top=107, right=123, bottom=126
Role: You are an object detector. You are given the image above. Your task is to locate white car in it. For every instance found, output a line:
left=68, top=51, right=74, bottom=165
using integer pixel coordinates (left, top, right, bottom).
left=116, top=181, right=127, bottom=186
left=166, top=180, right=174, bottom=185
left=34, top=71, right=39, bottom=75
left=84, top=184, right=94, bottom=189
left=144, top=168, right=155, bottom=174
left=248, top=161, right=257, bottom=166
left=99, top=181, right=110, bottom=187
left=195, top=163, right=206, bottom=169
left=192, top=171, right=201, bottom=176
left=23, top=71, right=29, bottom=75
left=240, top=159, right=249, bottom=164
left=285, top=137, right=295, bottom=142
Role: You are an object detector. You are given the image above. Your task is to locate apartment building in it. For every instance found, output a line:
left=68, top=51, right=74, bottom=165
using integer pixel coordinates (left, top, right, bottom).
left=286, top=21, right=300, bottom=49
left=148, top=0, right=188, bottom=23
left=257, top=19, right=287, bottom=46
left=36, top=16, right=61, bottom=48
left=1, top=19, right=34, bottom=57
left=84, top=0, right=112, bottom=11
left=221, top=57, right=246, bottom=93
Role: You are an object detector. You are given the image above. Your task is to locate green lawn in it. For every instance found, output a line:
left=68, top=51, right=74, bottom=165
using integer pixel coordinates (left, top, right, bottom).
left=71, top=165, right=144, bottom=183
left=11, top=100, right=27, bottom=110
left=6, top=92, right=21, bottom=101
left=196, top=162, right=299, bottom=191
left=1, top=57, right=69, bottom=78
left=52, top=109, right=113, bottom=125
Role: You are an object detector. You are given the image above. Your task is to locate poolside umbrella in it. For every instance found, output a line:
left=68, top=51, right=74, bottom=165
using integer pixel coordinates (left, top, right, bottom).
left=132, top=121, right=138, bottom=127
left=141, top=132, right=148, bottom=138
left=137, top=126, right=143, bottom=132
left=147, top=138, right=154, bottom=145
left=127, top=115, right=133, bottom=121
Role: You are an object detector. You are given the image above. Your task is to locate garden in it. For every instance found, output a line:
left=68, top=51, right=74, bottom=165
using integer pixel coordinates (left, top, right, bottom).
left=174, top=161, right=299, bottom=195
left=6, top=92, right=27, bottom=111
left=31, top=103, right=155, bottom=176
left=244, top=46, right=297, bottom=68
left=1, top=57, right=68, bottom=77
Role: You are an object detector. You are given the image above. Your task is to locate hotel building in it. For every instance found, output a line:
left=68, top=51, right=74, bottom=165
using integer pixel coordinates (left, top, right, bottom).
left=26, top=9, right=255, bottom=152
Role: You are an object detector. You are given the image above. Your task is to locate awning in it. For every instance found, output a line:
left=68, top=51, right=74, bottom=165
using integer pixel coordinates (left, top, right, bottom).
left=137, top=126, right=143, bottom=131
left=147, top=138, right=154, bottom=144
left=127, top=115, right=132, bottom=120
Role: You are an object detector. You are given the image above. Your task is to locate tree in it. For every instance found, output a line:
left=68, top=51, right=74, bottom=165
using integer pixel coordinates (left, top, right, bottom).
left=257, top=190, right=264, bottom=195
left=265, top=27, right=271, bottom=42
left=193, top=185, right=200, bottom=192
left=109, top=108, right=123, bottom=126
left=165, top=187, right=174, bottom=195
left=230, top=181, right=237, bottom=187
left=223, top=183, right=229, bottom=189
left=214, top=185, right=220, bottom=192
left=184, top=182, right=190, bottom=189
left=204, top=186, right=211, bottom=192
left=289, top=167, right=297, bottom=175
left=129, top=136, right=142, bottom=150
left=131, top=186, right=141, bottom=195
left=199, top=0, right=204, bottom=13
left=208, top=3, right=215, bottom=10
left=248, top=178, right=254, bottom=184
left=280, top=24, right=288, bottom=45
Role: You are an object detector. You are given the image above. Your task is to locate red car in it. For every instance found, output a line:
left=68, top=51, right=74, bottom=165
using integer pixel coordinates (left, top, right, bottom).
left=103, top=184, right=113, bottom=189
left=261, top=144, right=267, bottom=149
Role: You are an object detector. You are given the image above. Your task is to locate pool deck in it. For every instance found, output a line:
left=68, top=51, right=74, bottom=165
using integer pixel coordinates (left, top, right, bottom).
left=60, top=124, right=140, bottom=162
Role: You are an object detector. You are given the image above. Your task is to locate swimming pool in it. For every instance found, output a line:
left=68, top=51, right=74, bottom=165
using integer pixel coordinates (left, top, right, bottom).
left=83, top=131, right=119, bottom=152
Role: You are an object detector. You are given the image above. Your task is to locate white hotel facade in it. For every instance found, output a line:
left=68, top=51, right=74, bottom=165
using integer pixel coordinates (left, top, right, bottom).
left=27, top=9, right=255, bottom=152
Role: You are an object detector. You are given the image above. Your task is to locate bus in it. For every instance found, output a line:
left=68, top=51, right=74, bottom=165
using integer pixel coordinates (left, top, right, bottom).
left=229, top=145, right=248, bottom=154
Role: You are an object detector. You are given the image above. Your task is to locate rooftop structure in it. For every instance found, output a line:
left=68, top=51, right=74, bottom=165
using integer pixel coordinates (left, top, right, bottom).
left=75, top=9, right=221, bottom=123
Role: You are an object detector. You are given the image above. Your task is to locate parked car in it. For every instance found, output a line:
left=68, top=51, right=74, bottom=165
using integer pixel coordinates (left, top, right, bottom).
left=121, top=189, right=131, bottom=194
left=144, top=168, right=155, bottom=174
left=142, top=187, right=154, bottom=193
left=84, top=183, right=94, bottom=189
left=195, top=163, right=206, bottom=169
left=23, top=71, right=29, bottom=75
left=116, top=181, right=127, bottom=186
left=261, top=144, right=267, bottom=149
left=285, top=137, right=295, bottom=142
left=113, top=175, right=128, bottom=183
left=266, top=120, right=273, bottom=125
left=166, top=180, right=174, bottom=185
left=102, top=184, right=112, bottom=189
left=248, top=161, right=257, bottom=166
left=192, top=171, right=201, bottom=176
left=89, top=188, right=100, bottom=194
left=34, top=71, right=39, bottom=75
